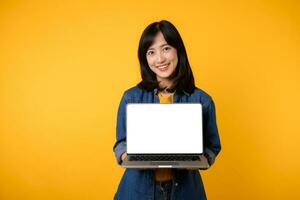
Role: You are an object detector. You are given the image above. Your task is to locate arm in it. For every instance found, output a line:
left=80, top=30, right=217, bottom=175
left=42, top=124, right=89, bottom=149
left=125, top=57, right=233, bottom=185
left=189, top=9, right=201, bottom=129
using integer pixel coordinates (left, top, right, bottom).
left=203, top=97, right=221, bottom=167
left=113, top=92, right=128, bottom=165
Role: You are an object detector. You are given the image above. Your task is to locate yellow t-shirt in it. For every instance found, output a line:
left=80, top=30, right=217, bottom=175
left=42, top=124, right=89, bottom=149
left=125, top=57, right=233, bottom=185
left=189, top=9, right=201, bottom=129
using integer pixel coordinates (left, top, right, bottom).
left=154, top=91, right=174, bottom=181
left=157, top=91, right=173, bottom=104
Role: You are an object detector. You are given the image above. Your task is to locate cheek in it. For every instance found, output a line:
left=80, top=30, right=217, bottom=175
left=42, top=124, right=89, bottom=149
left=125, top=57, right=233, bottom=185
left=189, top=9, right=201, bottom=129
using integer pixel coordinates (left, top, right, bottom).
left=175, top=57, right=178, bottom=66
left=149, top=66, right=158, bottom=75
left=169, top=54, right=178, bottom=66
left=146, top=57, right=154, bottom=67
left=167, top=51, right=178, bottom=63
left=147, top=60, right=156, bottom=72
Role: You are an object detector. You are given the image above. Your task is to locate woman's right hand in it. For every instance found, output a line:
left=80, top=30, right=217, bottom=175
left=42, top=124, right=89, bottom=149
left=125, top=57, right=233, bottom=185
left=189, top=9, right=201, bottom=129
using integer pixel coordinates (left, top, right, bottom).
left=121, top=152, right=127, bottom=161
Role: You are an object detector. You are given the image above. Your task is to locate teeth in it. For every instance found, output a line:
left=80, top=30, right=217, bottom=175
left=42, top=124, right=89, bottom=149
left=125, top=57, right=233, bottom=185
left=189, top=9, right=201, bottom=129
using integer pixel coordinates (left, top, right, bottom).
left=158, top=64, right=169, bottom=69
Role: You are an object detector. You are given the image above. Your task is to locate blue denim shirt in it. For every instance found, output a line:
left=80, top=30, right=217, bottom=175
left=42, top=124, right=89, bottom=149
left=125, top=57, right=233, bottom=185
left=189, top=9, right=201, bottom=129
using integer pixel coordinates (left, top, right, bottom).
left=113, top=86, right=221, bottom=200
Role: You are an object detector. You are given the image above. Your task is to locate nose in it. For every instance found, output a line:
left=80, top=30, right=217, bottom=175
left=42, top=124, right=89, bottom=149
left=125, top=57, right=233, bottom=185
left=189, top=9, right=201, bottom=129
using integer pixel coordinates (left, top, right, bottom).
left=156, top=51, right=166, bottom=64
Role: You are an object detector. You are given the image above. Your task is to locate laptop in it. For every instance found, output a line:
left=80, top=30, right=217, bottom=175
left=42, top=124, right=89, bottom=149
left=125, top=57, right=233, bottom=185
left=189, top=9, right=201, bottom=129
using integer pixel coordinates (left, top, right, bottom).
left=121, top=103, right=209, bottom=169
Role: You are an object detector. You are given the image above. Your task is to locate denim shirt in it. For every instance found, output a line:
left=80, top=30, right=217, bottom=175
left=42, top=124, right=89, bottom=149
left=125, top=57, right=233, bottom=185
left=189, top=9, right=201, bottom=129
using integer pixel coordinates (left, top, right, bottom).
left=113, top=86, right=221, bottom=200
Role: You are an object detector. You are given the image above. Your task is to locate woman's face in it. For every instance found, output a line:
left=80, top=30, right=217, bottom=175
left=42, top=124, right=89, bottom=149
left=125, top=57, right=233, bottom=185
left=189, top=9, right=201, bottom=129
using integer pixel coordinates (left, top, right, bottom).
left=146, top=31, right=178, bottom=83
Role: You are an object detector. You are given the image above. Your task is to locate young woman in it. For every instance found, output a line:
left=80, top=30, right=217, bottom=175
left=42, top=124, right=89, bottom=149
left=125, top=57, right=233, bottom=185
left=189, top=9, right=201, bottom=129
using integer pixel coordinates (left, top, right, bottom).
left=113, top=20, right=221, bottom=200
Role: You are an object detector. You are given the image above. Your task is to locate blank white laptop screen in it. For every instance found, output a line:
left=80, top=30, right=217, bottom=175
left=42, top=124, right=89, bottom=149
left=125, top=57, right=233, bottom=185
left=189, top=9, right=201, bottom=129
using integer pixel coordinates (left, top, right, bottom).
left=126, top=104, right=203, bottom=154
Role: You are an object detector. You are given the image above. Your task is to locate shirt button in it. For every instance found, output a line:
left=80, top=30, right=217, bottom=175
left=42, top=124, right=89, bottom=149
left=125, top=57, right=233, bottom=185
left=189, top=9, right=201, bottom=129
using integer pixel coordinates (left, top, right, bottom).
left=175, top=182, right=178, bottom=187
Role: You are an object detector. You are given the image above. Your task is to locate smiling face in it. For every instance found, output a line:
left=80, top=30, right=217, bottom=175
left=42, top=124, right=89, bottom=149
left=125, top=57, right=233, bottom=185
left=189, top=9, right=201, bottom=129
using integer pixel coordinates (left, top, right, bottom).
left=146, top=31, right=178, bottom=85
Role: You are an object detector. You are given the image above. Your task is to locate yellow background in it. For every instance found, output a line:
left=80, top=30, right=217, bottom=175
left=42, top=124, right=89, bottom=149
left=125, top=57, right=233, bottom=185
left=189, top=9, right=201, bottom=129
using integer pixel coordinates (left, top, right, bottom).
left=1, top=0, right=299, bottom=199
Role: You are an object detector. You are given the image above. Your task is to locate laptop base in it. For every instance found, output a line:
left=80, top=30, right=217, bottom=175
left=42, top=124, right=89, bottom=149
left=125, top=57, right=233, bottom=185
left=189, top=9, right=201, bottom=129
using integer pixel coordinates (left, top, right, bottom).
left=121, top=155, right=209, bottom=169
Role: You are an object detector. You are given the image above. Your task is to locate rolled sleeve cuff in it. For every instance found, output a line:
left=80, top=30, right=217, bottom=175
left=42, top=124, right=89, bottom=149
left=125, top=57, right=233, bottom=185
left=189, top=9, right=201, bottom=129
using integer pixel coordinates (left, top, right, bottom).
left=114, top=141, right=127, bottom=165
left=204, top=147, right=216, bottom=166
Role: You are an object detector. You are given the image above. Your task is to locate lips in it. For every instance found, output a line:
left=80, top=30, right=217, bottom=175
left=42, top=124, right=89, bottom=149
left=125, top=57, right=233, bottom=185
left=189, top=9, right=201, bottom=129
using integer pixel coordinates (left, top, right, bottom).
left=157, top=64, right=169, bottom=71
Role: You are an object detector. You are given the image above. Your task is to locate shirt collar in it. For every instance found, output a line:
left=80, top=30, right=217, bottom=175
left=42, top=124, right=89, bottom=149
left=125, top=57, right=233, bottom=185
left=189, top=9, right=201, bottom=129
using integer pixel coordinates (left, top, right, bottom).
left=153, top=88, right=191, bottom=96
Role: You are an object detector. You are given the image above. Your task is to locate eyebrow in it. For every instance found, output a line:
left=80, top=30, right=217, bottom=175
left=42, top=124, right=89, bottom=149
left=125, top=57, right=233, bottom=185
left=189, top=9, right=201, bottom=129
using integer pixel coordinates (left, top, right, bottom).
left=147, top=43, right=169, bottom=51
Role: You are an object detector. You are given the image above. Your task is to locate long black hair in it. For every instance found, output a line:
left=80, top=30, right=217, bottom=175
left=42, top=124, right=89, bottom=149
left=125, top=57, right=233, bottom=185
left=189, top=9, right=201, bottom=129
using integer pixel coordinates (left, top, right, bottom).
left=137, top=20, right=195, bottom=94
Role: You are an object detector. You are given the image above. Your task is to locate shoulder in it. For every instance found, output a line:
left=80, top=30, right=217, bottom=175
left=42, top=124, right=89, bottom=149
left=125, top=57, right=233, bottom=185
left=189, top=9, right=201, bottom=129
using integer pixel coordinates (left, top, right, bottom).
left=122, top=85, right=144, bottom=101
left=124, top=86, right=143, bottom=96
left=124, top=85, right=143, bottom=95
left=190, top=87, right=213, bottom=105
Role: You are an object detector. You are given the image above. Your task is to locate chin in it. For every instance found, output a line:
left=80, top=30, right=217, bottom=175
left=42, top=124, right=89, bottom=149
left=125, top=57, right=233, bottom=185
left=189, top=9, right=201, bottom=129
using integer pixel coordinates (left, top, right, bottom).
left=157, top=75, right=172, bottom=80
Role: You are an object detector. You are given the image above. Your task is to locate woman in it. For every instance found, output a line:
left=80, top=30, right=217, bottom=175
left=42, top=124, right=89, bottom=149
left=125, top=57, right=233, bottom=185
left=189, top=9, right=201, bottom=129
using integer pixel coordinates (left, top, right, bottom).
left=113, top=20, right=221, bottom=200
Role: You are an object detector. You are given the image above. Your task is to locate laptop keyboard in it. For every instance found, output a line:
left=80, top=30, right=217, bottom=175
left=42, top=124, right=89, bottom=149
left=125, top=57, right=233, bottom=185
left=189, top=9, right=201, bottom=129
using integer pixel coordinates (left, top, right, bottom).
left=128, top=155, right=200, bottom=161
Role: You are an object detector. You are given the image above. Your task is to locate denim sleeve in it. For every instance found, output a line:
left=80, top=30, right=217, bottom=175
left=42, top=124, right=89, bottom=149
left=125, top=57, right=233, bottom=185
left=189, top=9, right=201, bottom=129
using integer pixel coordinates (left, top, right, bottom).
left=203, top=98, right=221, bottom=166
left=113, top=92, right=128, bottom=165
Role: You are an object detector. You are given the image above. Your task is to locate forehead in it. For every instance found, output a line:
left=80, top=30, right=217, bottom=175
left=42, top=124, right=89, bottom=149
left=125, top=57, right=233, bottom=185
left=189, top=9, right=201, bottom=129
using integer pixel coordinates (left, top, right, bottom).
left=148, top=32, right=168, bottom=49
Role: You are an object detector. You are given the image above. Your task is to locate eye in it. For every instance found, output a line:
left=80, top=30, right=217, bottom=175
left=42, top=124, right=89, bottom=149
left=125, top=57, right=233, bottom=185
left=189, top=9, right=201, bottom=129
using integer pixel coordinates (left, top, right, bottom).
left=147, top=51, right=154, bottom=56
left=163, top=47, right=170, bottom=52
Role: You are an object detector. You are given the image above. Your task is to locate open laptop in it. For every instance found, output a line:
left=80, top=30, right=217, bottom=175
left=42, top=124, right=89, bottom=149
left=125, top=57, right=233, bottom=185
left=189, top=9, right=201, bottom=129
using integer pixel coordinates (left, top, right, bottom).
left=121, top=103, right=209, bottom=169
